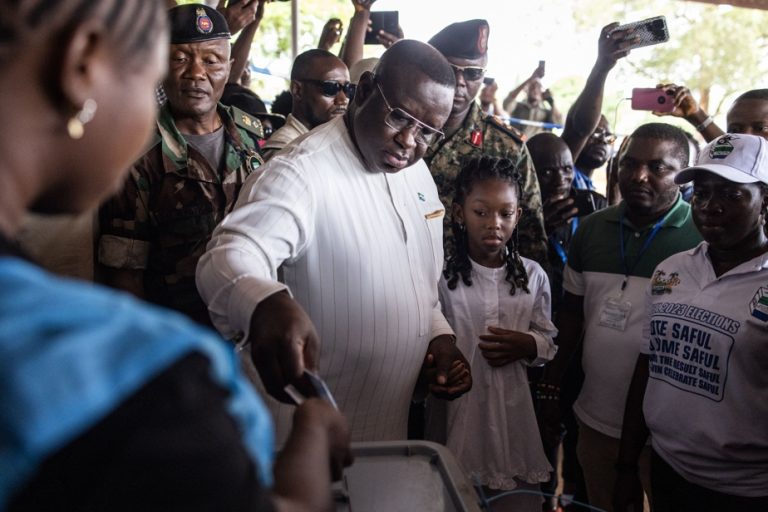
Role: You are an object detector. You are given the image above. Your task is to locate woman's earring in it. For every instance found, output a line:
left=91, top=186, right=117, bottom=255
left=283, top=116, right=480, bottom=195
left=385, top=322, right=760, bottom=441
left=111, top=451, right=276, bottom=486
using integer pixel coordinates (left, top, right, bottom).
left=67, top=99, right=98, bottom=140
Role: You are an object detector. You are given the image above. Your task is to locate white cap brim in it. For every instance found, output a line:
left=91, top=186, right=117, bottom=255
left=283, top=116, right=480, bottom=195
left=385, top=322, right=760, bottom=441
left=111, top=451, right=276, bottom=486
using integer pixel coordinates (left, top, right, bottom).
left=675, top=163, right=763, bottom=185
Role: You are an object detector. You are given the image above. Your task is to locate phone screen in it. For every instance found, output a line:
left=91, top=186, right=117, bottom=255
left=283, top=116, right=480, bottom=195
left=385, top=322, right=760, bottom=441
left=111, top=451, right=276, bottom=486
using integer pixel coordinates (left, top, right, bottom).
left=611, top=16, right=669, bottom=50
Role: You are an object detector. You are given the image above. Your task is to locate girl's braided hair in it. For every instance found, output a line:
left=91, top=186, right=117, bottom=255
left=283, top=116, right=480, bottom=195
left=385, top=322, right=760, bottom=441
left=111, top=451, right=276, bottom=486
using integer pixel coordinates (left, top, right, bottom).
left=444, top=155, right=530, bottom=295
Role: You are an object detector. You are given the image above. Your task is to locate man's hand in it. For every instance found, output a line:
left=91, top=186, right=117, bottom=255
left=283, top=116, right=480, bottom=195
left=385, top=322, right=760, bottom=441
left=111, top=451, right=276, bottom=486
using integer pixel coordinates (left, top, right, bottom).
left=653, top=83, right=699, bottom=118
left=595, top=22, right=635, bottom=72
left=221, top=0, right=260, bottom=34
left=318, top=18, right=343, bottom=50
left=249, top=291, right=320, bottom=403
left=543, top=195, right=577, bottom=233
left=542, top=88, right=554, bottom=105
left=423, top=335, right=472, bottom=400
left=293, top=398, right=353, bottom=481
left=375, top=24, right=403, bottom=48
left=352, top=0, right=376, bottom=12
left=478, top=326, right=537, bottom=367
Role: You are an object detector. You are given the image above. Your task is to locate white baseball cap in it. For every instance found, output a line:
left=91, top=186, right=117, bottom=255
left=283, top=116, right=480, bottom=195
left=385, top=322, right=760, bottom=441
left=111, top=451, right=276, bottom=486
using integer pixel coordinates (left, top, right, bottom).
left=675, top=133, right=768, bottom=185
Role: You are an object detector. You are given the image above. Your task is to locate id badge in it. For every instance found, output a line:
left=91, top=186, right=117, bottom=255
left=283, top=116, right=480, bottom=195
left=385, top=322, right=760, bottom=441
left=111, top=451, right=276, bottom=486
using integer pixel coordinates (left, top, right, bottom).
left=598, top=296, right=632, bottom=331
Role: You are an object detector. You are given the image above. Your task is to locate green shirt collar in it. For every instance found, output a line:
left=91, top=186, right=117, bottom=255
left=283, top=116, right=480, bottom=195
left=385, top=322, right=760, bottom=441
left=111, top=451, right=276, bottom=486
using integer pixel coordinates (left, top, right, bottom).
left=607, top=194, right=690, bottom=230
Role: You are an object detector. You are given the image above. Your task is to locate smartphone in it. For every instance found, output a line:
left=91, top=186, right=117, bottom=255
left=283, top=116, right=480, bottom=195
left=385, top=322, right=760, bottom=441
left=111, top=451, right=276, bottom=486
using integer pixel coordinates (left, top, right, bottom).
left=631, top=87, right=675, bottom=112
left=483, top=76, right=495, bottom=85
left=538, top=60, right=545, bottom=73
left=365, top=11, right=399, bottom=44
left=609, top=16, right=669, bottom=50
left=571, top=189, right=601, bottom=217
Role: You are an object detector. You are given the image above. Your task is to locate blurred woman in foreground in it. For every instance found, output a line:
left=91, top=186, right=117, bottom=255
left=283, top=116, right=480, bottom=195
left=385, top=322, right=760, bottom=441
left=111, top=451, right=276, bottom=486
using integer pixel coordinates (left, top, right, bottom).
left=0, top=2, right=349, bottom=510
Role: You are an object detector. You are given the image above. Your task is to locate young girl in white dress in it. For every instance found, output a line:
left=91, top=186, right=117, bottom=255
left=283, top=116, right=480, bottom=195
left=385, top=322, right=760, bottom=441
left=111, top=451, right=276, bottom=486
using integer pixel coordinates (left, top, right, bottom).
left=441, top=156, right=557, bottom=511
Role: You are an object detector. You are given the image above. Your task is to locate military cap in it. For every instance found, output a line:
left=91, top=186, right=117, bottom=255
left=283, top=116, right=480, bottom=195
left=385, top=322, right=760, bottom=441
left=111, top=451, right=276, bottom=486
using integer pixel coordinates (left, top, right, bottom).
left=168, top=4, right=230, bottom=45
left=428, top=19, right=490, bottom=59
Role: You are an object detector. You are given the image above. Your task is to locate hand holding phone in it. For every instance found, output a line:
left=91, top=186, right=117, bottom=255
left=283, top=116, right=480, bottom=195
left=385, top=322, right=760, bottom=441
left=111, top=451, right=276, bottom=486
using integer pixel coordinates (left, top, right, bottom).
left=609, top=16, right=669, bottom=51
left=631, top=87, right=675, bottom=113
left=571, top=189, right=602, bottom=217
left=365, top=11, right=399, bottom=45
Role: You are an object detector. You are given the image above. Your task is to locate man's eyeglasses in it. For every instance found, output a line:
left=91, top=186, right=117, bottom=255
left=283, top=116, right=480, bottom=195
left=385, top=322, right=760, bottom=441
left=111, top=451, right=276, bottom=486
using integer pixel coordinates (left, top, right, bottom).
left=375, top=81, right=444, bottom=146
left=449, top=64, right=486, bottom=82
left=591, top=129, right=617, bottom=144
left=301, top=79, right=356, bottom=99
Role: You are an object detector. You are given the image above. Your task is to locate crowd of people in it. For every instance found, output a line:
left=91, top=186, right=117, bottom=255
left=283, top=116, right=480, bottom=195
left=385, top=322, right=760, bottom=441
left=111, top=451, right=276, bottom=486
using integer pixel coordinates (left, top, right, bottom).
left=1, top=1, right=766, bottom=512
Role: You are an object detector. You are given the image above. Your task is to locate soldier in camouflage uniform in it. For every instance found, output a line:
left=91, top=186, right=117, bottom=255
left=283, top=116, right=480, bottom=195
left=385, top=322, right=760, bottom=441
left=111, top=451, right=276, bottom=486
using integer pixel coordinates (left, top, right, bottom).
left=425, top=20, right=548, bottom=266
left=98, top=4, right=263, bottom=326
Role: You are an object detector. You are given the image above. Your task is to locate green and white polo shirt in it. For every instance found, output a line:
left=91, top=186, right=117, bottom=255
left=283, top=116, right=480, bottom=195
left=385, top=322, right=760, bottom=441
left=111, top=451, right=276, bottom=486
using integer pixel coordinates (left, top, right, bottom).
left=563, top=196, right=702, bottom=438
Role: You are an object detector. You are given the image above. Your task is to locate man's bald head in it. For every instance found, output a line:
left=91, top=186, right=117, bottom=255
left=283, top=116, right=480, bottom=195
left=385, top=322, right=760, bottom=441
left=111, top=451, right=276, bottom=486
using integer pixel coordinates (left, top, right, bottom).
left=347, top=40, right=455, bottom=174
left=373, top=39, right=456, bottom=94
left=289, top=49, right=350, bottom=129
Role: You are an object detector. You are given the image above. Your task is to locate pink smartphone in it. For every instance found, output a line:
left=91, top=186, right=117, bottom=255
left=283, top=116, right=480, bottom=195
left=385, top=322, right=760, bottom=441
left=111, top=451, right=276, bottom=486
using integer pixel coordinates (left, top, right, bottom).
left=631, top=88, right=675, bottom=112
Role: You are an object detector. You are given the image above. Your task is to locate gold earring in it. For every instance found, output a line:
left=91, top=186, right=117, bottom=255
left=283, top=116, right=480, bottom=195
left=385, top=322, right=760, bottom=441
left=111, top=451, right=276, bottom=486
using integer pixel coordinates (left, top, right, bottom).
left=67, top=99, right=98, bottom=140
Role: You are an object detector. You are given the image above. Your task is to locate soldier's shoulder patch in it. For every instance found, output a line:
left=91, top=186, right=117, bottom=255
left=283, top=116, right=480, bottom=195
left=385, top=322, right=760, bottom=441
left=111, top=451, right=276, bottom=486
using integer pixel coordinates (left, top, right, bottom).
left=230, top=106, right=265, bottom=139
left=486, top=115, right=526, bottom=144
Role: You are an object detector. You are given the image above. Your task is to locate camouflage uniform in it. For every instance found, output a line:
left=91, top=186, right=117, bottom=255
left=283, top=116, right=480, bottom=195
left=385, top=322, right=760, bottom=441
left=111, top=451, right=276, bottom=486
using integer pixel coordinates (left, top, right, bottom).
left=424, top=101, right=548, bottom=266
left=98, top=103, right=263, bottom=325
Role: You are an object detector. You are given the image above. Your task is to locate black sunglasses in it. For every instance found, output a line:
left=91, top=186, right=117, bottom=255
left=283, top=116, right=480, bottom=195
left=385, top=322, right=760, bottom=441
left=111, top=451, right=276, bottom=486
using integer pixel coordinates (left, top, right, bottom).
left=301, top=79, right=356, bottom=99
left=449, top=64, right=486, bottom=82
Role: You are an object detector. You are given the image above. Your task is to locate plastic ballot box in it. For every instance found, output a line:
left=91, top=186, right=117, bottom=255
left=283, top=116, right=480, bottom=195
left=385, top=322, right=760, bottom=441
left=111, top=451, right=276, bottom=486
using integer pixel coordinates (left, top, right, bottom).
left=333, top=441, right=483, bottom=512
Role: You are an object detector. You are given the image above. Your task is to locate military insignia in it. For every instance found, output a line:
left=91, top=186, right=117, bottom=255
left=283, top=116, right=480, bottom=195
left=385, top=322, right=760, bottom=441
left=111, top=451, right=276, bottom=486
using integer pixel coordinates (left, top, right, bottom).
left=651, top=270, right=680, bottom=295
left=487, top=115, right=525, bottom=143
left=417, top=192, right=426, bottom=202
left=247, top=153, right=261, bottom=171
left=241, top=114, right=252, bottom=127
left=196, top=7, right=214, bottom=34
left=710, top=134, right=736, bottom=160
left=469, top=128, right=483, bottom=147
left=749, top=286, right=768, bottom=322
left=477, top=25, right=489, bottom=55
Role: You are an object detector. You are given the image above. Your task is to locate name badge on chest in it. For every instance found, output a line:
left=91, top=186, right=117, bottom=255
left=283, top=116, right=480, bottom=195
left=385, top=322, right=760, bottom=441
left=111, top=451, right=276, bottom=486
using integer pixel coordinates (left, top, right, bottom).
left=598, top=296, right=632, bottom=331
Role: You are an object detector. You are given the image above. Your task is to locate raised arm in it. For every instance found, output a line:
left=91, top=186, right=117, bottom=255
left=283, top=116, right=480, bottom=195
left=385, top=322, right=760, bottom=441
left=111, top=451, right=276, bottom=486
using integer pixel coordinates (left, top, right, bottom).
left=561, top=22, right=633, bottom=161
left=318, top=18, right=343, bottom=51
left=652, top=83, right=724, bottom=143
left=228, top=0, right=267, bottom=85
left=339, top=0, right=375, bottom=69
left=502, top=66, right=543, bottom=113
left=220, top=0, right=259, bottom=35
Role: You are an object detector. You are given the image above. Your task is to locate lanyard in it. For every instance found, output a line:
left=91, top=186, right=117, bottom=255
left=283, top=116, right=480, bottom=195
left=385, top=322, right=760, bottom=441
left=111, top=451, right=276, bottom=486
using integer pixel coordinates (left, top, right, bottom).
left=618, top=210, right=670, bottom=290
left=550, top=217, right=579, bottom=265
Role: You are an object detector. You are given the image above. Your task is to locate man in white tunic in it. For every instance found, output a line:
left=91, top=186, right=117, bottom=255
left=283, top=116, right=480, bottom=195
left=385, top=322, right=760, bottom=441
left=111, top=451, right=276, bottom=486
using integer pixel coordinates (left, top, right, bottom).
left=197, top=40, right=472, bottom=443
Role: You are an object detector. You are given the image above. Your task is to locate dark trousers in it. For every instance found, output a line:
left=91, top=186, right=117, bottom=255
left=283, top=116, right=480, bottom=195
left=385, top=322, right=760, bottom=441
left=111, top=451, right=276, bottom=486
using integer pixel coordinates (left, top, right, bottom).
left=651, top=450, right=768, bottom=512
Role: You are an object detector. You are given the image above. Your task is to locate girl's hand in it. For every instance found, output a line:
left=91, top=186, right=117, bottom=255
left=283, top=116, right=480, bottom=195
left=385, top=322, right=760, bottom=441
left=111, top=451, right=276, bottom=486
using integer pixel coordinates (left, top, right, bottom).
left=478, top=326, right=537, bottom=367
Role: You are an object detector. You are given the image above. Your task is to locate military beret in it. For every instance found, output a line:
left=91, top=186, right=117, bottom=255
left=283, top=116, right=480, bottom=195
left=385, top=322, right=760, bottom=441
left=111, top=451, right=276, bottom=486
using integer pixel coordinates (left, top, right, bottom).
left=168, top=4, right=230, bottom=45
left=428, top=19, right=489, bottom=59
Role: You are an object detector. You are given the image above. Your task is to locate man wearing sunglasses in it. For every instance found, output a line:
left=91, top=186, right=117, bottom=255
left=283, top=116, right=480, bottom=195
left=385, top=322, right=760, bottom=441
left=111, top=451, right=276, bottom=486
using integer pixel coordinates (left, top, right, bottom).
left=425, top=19, right=549, bottom=268
left=262, top=49, right=351, bottom=160
left=197, top=40, right=473, bottom=446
